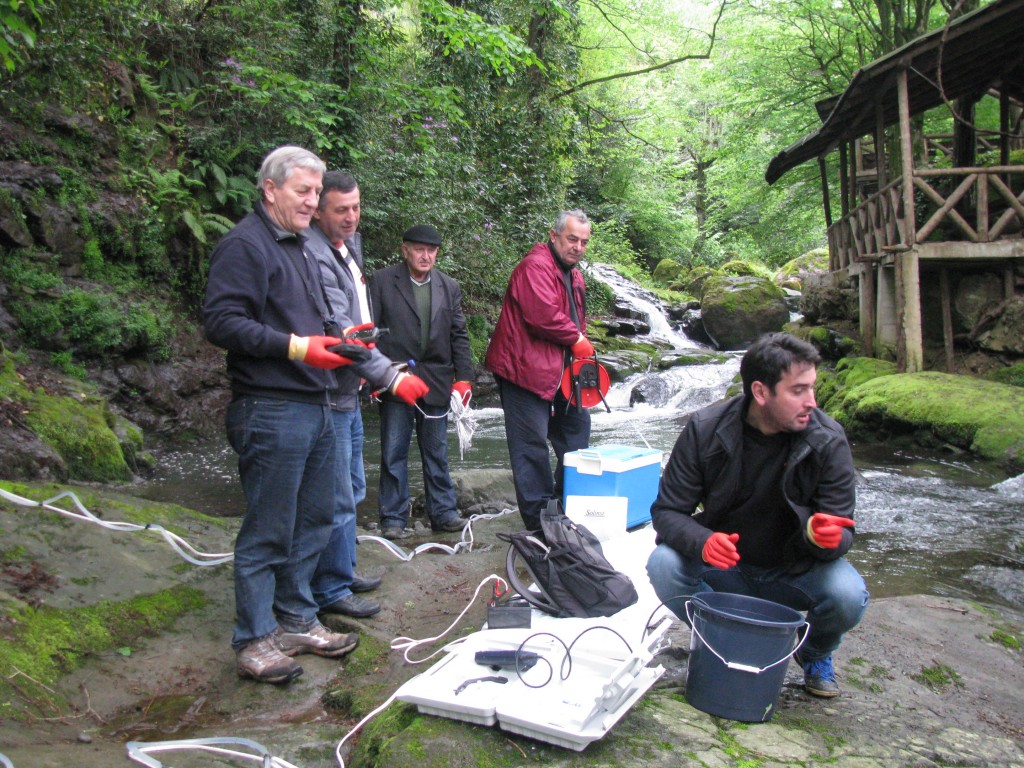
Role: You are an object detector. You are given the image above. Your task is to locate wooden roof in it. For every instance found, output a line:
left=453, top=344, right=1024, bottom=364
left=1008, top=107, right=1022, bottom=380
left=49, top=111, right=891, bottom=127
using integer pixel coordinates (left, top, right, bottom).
left=765, top=0, right=1024, bottom=184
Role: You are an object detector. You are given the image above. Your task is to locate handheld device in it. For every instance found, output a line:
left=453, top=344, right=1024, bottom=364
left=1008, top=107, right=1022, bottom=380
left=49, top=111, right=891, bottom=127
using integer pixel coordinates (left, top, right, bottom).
left=474, top=649, right=539, bottom=672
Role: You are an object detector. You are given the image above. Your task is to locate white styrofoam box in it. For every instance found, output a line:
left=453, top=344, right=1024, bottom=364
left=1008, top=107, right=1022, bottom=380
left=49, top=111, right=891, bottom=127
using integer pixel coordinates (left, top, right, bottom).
left=563, top=445, right=662, bottom=529
left=396, top=610, right=673, bottom=751
left=564, top=494, right=629, bottom=542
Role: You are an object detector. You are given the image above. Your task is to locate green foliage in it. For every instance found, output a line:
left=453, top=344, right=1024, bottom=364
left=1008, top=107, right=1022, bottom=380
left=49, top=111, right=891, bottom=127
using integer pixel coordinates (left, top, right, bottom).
left=0, top=0, right=38, bottom=74
left=0, top=252, right=172, bottom=360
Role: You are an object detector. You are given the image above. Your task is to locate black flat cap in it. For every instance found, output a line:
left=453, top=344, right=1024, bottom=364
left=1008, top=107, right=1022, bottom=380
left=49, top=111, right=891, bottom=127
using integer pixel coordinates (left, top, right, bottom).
left=402, top=224, right=442, bottom=246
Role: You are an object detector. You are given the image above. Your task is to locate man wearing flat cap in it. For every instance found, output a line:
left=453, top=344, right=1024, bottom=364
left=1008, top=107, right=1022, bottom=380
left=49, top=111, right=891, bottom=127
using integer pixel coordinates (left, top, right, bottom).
left=369, top=224, right=474, bottom=539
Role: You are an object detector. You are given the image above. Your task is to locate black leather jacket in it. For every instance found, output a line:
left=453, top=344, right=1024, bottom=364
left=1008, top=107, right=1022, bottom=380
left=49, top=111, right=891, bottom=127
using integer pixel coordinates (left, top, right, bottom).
left=651, top=395, right=857, bottom=573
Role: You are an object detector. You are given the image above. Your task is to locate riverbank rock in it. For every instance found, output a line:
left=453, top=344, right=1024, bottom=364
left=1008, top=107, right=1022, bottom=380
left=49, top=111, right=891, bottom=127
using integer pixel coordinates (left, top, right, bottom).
left=700, top=275, right=789, bottom=350
left=820, top=358, right=1024, bottom=471
left=1, top=482, right=1021, bottom=768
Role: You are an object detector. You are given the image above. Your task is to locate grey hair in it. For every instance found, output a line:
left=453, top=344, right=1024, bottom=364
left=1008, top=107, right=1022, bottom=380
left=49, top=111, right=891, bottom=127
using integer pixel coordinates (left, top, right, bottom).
left=552, top=209, right=590, bottom=234
left=257, top=146, right=326, bottom=196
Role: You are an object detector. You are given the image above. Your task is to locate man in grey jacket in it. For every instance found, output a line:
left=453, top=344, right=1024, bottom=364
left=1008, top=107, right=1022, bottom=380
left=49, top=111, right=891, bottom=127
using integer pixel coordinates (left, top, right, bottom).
left=646, top=333, right=869, bottom=698
left=305, top=171, right=429, bottom=618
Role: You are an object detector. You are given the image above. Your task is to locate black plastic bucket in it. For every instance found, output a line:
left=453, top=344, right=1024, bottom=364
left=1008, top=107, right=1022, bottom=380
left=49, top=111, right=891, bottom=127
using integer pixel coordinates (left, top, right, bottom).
left=685, top=592, right=807, bottom=722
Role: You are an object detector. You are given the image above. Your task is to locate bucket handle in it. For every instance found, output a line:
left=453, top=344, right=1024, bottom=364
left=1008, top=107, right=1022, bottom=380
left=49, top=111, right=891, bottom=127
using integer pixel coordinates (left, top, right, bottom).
left=684, top=600, right=810, bottom=675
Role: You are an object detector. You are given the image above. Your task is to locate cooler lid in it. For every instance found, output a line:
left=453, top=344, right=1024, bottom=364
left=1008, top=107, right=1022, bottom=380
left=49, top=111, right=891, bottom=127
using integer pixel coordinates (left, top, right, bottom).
left=564, top=444, right=663, bottom=473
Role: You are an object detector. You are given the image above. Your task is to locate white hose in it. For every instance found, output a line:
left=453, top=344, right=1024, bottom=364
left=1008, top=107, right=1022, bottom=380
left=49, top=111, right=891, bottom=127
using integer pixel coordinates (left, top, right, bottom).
left=0, top=487, right=233, bottom=566
left=126, top=737, right=300, bottom=767
left=356, top=508, right=514, bottom=560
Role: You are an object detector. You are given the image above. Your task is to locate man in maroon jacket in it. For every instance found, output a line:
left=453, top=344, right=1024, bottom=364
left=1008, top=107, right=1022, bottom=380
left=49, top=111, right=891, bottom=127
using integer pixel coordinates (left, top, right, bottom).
left=484, top=210, right=595, bottom=530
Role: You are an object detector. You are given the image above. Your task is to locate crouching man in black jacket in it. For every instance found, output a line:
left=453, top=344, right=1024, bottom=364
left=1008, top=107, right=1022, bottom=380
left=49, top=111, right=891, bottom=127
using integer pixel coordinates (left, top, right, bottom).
left=646, top=332, right=869, bottom=698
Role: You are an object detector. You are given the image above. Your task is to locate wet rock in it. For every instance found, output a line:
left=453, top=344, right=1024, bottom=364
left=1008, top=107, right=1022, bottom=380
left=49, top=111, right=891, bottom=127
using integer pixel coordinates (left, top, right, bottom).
left=701, top=275, right=790, bottom=350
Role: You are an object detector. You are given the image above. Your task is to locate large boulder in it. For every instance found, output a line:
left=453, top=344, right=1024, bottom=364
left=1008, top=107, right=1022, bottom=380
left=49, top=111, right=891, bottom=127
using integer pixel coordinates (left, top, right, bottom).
left=955, top=272, right=1004, bottom=334
left=700, top=275, right=790, bottom=350
left=652, top=258, right=688, bottom=284
left=835, top=369, right=1024, bottom=470
left=973, top=295, right=1024, bottom=355
left=774, top=247, right=829, bottom=291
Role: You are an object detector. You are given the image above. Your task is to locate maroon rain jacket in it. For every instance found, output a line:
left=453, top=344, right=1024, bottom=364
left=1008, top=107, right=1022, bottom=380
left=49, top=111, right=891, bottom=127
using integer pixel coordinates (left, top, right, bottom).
left=484, top=242, right=586, bottom=400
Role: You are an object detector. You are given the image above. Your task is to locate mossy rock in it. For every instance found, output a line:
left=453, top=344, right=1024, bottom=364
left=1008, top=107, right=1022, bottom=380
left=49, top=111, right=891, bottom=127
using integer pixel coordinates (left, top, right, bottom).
left=719, top=259, right=761, bottom=277
left=984, top=362, right=1024, bottom=388
left=817, top=356, right=898, bottom=414
left=838, top=371, right=1024, bottom=469
left=685, top=266, right=717, bottom=301
left=1, top=349, right=132, bottom=482
left=700, top=275, right=789, bottom=350
left=776, top=248, right=829, bottom=282
left=652, top=258, right=688, bottom=284
left=785, top=324, right=863, bottom=363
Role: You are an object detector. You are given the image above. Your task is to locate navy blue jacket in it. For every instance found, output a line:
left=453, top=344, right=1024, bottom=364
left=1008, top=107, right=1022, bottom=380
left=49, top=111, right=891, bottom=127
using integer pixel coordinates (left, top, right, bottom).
left=203, top=202, right=339, bottom=405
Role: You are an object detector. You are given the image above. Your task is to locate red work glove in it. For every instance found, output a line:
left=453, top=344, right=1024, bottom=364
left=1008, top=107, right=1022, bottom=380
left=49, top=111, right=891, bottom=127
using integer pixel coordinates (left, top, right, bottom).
left=570, top=334, right=595, bottom=359
left=391, top=372, right=429, bottom=405
left=702, top=532, right=740, bottom=569
left=288, top=335, right=353, bottom=369
left=452, top=380, right=472, bottom=406
left=807, top=513, right=855, bottom=549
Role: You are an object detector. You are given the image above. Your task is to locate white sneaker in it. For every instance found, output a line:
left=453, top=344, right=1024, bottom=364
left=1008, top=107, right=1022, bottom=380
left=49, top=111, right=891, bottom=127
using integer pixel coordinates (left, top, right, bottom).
left=277, top=623, right=359, bottom=658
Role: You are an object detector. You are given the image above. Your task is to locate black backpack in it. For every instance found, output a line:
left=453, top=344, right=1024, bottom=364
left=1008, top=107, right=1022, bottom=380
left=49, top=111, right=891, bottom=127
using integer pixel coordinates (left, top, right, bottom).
left=500, top=500, right=639, bottom=619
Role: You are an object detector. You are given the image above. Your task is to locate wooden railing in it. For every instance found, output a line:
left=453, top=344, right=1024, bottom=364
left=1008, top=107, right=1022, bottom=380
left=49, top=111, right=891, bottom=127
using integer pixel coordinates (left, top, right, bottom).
left=828, top=166, right=1024, bottom=271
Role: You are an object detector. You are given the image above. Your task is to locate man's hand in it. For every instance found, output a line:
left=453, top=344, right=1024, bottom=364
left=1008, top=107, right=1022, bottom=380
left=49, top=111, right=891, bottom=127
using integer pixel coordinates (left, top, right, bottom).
left=570, top=334, right=595, bottom=359
left=807, top=513, right=855, bottom=549
left=702, top=532, right=740, bottom=569
left=288, top=335, right=353, bottom=369
left=452, top=380, right=472, bottom=406
left=391, top=372, right=429, bottom=405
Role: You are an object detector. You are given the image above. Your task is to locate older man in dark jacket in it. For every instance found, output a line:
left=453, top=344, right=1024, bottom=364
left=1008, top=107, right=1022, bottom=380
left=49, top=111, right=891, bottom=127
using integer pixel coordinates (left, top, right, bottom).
left=204, top=146, right=366, bottom=685
left=369, top=224, right=474, bottom=539
left=646, top=333, right=869, bottom=699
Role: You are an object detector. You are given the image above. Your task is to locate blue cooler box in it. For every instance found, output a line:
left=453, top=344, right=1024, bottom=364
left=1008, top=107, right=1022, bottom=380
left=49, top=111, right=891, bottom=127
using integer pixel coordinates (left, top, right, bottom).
left=563, top=445, right=662, bottom=529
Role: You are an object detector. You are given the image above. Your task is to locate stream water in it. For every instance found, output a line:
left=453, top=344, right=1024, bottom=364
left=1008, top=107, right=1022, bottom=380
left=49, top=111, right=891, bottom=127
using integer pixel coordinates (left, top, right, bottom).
left=138, top=267, right=1024, bottom=617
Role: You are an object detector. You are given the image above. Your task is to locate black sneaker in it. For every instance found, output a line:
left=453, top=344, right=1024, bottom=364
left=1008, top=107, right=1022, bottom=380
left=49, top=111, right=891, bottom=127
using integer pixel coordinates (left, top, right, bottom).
left=431, top=516, right=464, bottom=533
left=321, top=593, right=382, bottom=618
left=795, top=652, right=840, bottom=698
left=351, top=572, right=382, bottom=593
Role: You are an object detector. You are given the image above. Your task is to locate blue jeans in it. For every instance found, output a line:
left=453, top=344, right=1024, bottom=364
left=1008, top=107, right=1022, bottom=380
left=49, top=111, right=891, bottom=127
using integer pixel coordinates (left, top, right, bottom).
left=646, top=543, right=869, bottom=660
left=378, top=398, right=458, bottom=528
left=310, top=408, right=361, bottom=608
left=225, top=396, right=336, bottom=650
left=496, top=376, right=591, bottom=531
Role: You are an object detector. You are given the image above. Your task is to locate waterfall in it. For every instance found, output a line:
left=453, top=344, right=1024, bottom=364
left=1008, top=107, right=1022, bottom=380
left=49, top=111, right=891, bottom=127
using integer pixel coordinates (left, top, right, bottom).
left=584, top=263, right=740, bottom=448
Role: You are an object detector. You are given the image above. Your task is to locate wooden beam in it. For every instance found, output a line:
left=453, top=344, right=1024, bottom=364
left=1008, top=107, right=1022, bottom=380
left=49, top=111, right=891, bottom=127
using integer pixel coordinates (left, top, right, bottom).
left=940, top=268, right=954, bottom=373
left=819, top=156, right=833, bottom=227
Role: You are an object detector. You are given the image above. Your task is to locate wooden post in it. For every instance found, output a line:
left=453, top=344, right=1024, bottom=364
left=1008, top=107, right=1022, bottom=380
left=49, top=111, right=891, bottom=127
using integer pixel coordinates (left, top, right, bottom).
left=940, top=268, right=954, bottom=373
left=849, top=139, right=858, bottom=207
left=839, top=143, right=850, bottom=217
left=897, top=69, right=923, bottom=372
left=819, top=156, right=833, bottom=228
left=875, top=98, right=888, bottom=187
left=860, top=266, right=876, bottom=358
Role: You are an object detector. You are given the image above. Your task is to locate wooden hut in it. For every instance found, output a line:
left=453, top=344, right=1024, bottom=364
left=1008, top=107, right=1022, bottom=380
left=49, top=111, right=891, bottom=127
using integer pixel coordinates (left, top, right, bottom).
left=765, top=0, right=1024, bottom=372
